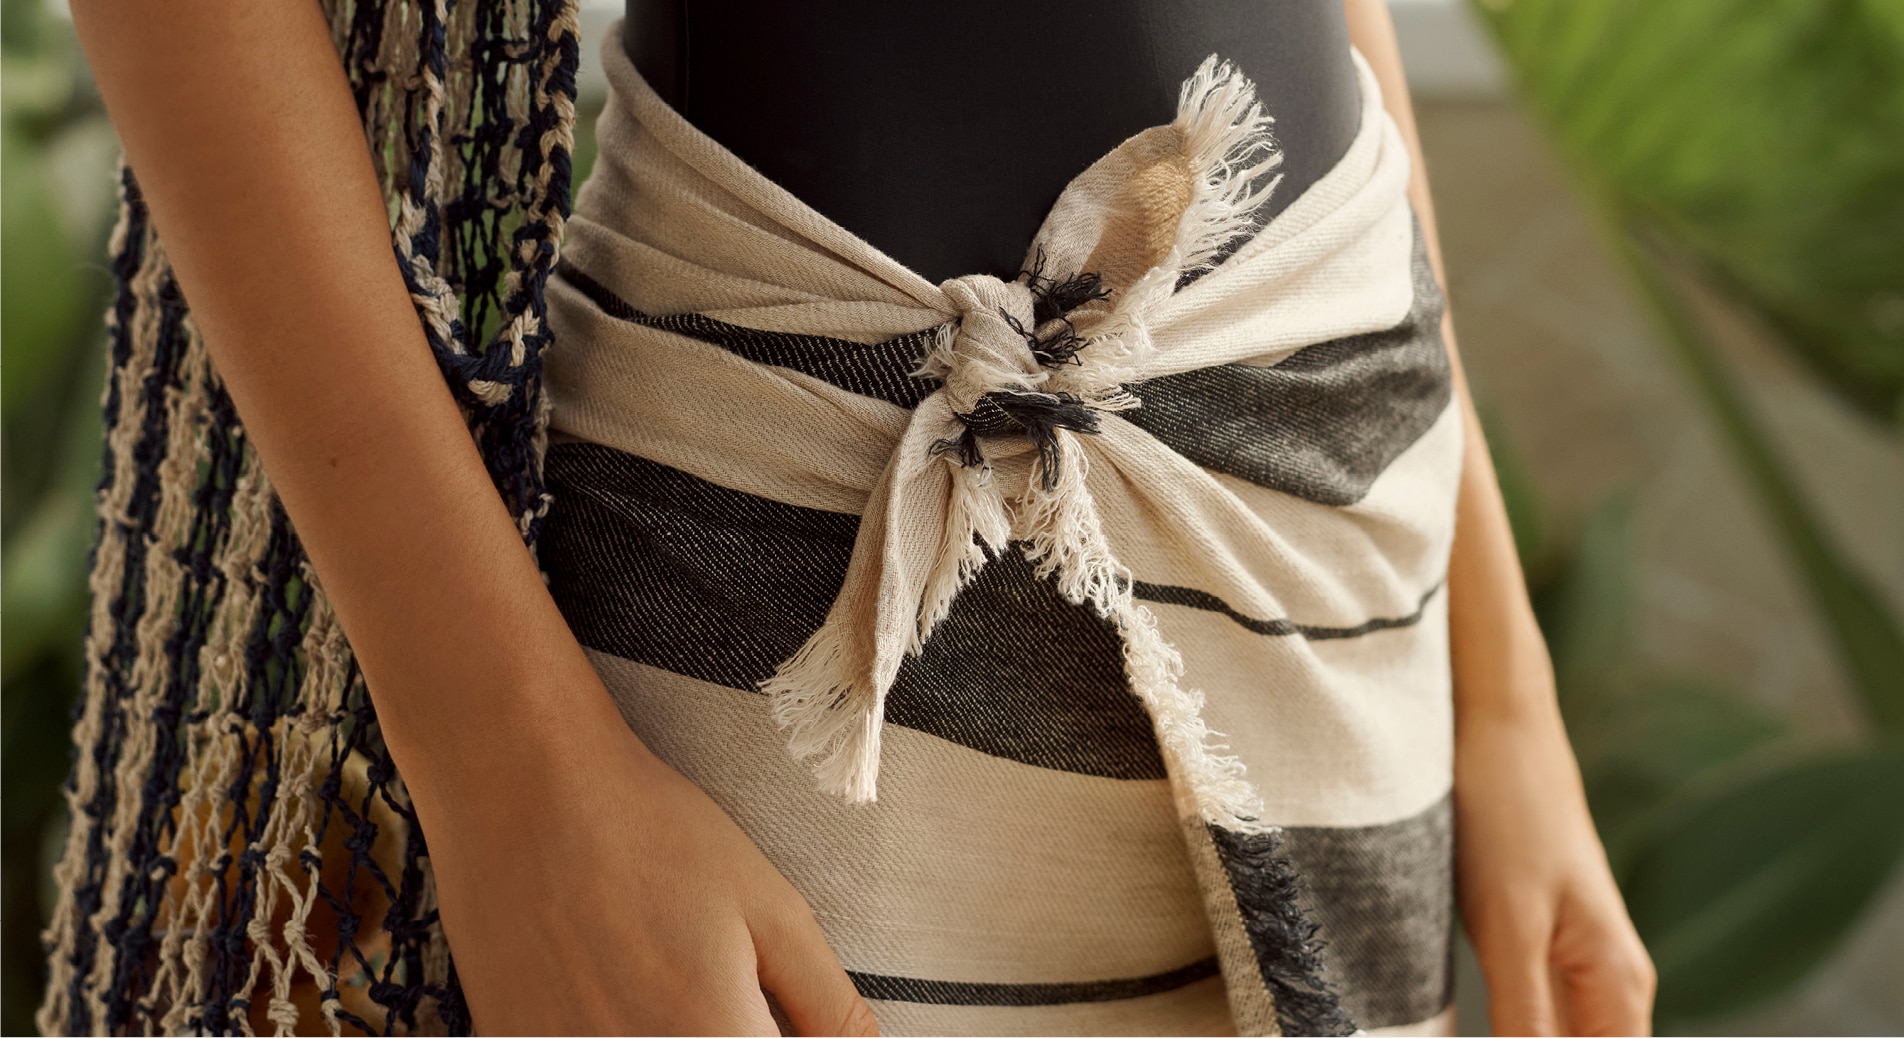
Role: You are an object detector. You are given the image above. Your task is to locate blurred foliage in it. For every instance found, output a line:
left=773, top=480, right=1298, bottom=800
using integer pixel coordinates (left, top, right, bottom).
left=1499, top=455, right=1904, bottom=1028
left=1475, top=0, right=1904, bottom=727
left=1477, top=0, right=1904, bottom=422
left=2, top=0, right=117, bottom=1032
left=1476, top=0, right=1904, bottom=1024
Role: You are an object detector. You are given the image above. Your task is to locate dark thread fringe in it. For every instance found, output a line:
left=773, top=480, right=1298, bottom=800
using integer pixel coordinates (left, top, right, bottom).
left=1206, top=823, right=1359, bottom=1037
left=936, top=391, right=1102, bottom=491
left=932, top=249, right=1112, bottom=488
left=45, top=1, right=579, bottom=1032
left=1013, top=245, right=1112, bottom=366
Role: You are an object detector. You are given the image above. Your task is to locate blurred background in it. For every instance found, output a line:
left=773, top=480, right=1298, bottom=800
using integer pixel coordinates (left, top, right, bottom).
left=4, top=0, right=1900, bottom=1032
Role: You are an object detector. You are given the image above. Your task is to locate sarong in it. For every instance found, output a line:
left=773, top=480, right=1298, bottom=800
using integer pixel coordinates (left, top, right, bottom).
left=539, top=21, right=1461, bottom=1037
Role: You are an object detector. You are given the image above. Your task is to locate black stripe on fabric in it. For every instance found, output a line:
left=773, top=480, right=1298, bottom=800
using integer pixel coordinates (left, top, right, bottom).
left=1134, top=580, right=1442, bottom=640
left=1207, top=824, right=1359, bottom=1037
left=539, top=441, right=1169, bottom=781
left=1122, top=218, right=1452, bottom=506
left=558, top=212, right=1449, bottom=510
left=555, top=259, right=944, bottom=408
left=1211, top=796, right=1456, bottom=1033
left=847, top=956, right=1221, bottom=1007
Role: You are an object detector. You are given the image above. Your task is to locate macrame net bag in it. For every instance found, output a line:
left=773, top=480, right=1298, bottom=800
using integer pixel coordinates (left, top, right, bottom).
left=37, top=0, right=580, bottom=1033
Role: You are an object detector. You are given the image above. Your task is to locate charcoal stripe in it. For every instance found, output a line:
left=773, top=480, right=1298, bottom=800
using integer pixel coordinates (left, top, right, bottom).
left=540, top=441, right=1169, bottom=780
left=1212, top=797, right=1455, bottom=1032
left=849, top=956, right=1221, bottom=1007
left=542, top=443, right=1446, bottom=786
left=1134, top=581, right=1442, bottom=640
left=557, top=221, right=1450, bottom=510
left=1122, top=220, right=1451, bottom=506
left=1207, top=824, right=1359, bottom=1036
left=555, top=259, right=942, bottom=407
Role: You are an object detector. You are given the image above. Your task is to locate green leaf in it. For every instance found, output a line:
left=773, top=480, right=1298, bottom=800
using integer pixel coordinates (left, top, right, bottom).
left=1472, top=0, right=1904, bottom=421
left=1, top=118, right=87, bottom=415
left=1616, top=227, right=1904, bottom=736
left=0, top=489, right=94, bottom=685
left=1539, top=492, right=1637, bottom=697
left=1571, top=675, right=1786, bottom=873
left=1476, top=401, right=1547, bottom=576
left=1619, top=746, right=1904, bottom=1024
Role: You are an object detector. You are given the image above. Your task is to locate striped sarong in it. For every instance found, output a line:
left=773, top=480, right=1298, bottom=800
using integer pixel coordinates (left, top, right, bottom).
left=539, top=22, right=1461, bottom=1036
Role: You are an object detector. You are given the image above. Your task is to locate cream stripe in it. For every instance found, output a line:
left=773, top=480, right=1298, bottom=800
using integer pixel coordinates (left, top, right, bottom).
left=1093, top=400, right=1460, bottom=634
left=1154, top=590, right=1455, bottom=828
left=584, top=650, right=1220, bottom=984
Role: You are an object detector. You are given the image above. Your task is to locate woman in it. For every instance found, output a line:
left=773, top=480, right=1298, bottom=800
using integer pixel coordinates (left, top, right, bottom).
left=64, top=0, right=1653, bottom=1033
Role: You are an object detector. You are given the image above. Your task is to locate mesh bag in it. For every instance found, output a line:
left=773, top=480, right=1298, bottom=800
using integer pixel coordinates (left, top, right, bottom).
left=37, top=1, right=580, bottom=1032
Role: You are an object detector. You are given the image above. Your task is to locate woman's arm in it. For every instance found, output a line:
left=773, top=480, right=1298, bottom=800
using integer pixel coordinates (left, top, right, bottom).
left=1342, top=3, right=1657, bottom=1034
left=67, top=2, right=876, bottom=1033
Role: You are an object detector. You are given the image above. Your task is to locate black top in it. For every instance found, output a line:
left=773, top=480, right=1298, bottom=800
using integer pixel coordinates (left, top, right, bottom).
left=622, top=0, right=1362, bottom=284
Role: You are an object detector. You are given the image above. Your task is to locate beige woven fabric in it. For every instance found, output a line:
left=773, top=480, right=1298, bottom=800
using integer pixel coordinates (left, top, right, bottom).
left=548, top=32, right=1430, bottom=832
left=540, top=25, right=1460, bottom=1035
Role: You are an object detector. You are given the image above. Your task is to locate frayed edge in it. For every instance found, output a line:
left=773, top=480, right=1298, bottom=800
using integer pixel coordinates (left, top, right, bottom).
left=1121, top=601, right=1269, bottom=833
left=1015, top=434, right=1126, bottom=618
left=1169, top=54, right=1285, bottom=283
left=917, top=460, right=1011, bottom=649
left=1207, top=824, right=1359, bottom=1036
left=1009, top=434, right=1269, bottom=832
left=761, top=626, right=884, bottom=802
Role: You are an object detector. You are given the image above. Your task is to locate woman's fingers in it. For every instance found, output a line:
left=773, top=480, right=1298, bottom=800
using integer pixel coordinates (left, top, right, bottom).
left=1553, top=885, right=1657, bottom=1036
left=751, top=898, right=881, bottom=1037
left=1474, top=906, right=1562, bottom=1036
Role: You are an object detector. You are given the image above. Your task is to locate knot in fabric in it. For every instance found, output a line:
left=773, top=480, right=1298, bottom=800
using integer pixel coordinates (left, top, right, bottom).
left=923, top=273, right=1104, bottom=488
left=929, top=274, right=1047, bottom=413
left=738, top=49, right=1331, bottom=843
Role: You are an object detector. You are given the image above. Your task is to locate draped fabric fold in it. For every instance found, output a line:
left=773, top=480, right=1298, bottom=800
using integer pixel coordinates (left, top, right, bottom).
left=545, top=25, right=1460, bottom=1036
left=548, top=33, right=1423, bottom=830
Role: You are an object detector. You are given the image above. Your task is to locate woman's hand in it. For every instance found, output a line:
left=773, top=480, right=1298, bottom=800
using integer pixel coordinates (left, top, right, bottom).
left=411, top=676, right=881, bottom=1036
left=1340, top=2, right=1658, bottom=1033
left=1455, top=705, right=1656, bottom=1035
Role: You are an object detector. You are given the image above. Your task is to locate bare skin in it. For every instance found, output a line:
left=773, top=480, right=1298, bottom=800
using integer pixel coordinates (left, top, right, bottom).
left=1344, top=2, right=1658, bottom=1033
left=68, top=2, right=875, bottom=1035
left=68, top=0, right=1650, bottom=1034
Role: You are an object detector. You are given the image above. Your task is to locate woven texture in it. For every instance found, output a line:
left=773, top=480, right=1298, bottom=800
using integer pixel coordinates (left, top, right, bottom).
left=37, top=1, right=580, bottom=1033
left=536, top=27, right=1461, bottom=1036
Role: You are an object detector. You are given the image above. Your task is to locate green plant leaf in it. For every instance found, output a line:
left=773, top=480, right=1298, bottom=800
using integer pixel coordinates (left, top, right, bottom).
left=1617, top=227, right=1904, bottom=736
left=1, top=119, right=87, bottom=415
left=0, top=489, right=94, bottom=685
left=1571, top=674, right=1787, bottom=873
left=1473, top=0, right=1904, bottom=422
left=1619, top=746, right=1904, bottom=1024
left=1539, top=492, right=1637, bottom=697
left=1476, top=402, right=1547, bottom=573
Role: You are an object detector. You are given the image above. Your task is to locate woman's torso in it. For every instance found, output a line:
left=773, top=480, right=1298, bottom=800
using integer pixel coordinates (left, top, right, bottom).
left=620, top=0, right=1362, bottom=283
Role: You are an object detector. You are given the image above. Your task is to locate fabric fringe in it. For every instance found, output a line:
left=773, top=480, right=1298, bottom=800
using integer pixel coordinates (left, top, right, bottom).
left=1171, top=55, right=1286, bottom=281
left=37, top=1, right=581, bottom=1033
left=1208, top=824, right=1360, bottom=1036
left=760, top=54, right=1286, bottom=833
left=1019, top=436, right=1269, bottom=833
left=761, top=620, right=888, bottom=804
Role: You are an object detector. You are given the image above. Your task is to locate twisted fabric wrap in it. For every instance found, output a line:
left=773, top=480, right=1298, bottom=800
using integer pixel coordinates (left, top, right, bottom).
left=545, top=27, right=1462, bottom=1035
left=549, top=39, right=1430, bottom=832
